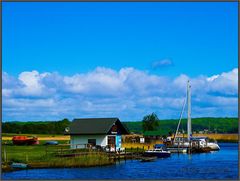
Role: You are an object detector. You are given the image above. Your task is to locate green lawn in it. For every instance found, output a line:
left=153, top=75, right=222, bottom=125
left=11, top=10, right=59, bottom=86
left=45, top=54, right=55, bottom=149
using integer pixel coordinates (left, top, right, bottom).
left=2, top=144, right=114, bottom=169
left=2, top=144, right=69, bottom=163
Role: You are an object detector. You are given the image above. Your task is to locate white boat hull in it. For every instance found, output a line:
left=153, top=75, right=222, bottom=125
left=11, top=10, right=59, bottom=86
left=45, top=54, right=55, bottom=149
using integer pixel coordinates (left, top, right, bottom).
left=207, top=143, right=220, bottom=150
left=167, top=147, right=187, bottom=153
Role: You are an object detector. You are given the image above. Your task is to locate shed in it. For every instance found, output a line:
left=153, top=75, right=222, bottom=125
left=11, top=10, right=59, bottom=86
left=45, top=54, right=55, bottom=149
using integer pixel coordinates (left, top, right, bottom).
left=67, top=118, right=129, bottom=150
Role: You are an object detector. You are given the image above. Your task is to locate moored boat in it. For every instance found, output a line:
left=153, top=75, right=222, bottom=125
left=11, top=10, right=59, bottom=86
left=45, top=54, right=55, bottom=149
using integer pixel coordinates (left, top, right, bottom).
left=191, top=146, right=212, bottom=153
left=155, top=143, right=187, bottom=153
left=44, top=141, right=59, bottom=145
left=140, top=156, right=157, bottom=162
left=12, top=136, right=39, bottom=145
left=191, top=137, right=220, bottom=151
left=206, top=142, right=220, bottom=151
left=143, top=148, right=171, bottom=158
left=164, top=81, right=220, bottom=153
left=11, top=162, right=28, bottom=169
left=166, top=147, right=187, bottom=153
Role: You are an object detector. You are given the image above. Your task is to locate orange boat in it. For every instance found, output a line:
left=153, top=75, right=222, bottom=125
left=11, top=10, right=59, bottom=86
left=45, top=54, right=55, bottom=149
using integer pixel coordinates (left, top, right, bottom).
left=12, top=136, right=39, bottom=145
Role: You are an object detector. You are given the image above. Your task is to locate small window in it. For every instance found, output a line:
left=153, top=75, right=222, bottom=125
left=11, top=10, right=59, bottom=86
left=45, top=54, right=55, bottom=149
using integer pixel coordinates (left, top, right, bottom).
left=88, top=139, right=96, bottom=146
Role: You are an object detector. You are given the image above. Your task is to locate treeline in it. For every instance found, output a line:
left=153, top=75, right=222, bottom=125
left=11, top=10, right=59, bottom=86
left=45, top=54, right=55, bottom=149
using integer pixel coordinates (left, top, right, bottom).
left=2, top=117, right=238, bottom=135
left=2, top=119, right=70, bottom=134
left=123, top=117, right=238, bottom=135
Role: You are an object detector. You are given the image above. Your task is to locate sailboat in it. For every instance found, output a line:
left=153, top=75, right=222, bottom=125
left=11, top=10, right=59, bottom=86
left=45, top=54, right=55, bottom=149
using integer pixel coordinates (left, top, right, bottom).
left=163, top=81, right=220, bottom=153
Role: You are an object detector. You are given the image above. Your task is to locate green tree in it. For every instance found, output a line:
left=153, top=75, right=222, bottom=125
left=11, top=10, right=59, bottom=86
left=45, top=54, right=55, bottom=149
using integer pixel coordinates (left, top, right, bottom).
left=142, top=113, right=160, bottom=132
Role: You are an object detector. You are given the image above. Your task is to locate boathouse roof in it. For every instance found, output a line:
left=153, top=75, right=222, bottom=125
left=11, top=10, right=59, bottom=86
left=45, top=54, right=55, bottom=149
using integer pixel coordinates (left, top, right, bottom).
left=67, top=118, right=130, bottom=135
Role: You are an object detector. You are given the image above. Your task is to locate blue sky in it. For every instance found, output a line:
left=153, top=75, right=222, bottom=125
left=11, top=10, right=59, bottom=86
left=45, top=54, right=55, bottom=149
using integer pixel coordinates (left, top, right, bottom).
left=2, top=2, right=238, bottom=121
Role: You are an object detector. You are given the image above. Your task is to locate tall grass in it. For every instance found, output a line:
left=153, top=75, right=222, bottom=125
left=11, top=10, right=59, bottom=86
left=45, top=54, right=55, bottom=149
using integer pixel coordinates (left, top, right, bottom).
left=2, top=145, right=114, bottom=169
left=193, top=133, right=238, bottom=141
left=57, top=154, right=112, bottom=167
left=30, top=153, right=113, bottom=168
left=122, top=140, right=163, bottom=149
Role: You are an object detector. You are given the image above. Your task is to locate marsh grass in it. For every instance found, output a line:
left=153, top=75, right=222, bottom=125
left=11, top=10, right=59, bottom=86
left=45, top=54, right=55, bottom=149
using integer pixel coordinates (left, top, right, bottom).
left=38, top=153, right=113, bottom=168
left=2, top=145, right=114, bottom=169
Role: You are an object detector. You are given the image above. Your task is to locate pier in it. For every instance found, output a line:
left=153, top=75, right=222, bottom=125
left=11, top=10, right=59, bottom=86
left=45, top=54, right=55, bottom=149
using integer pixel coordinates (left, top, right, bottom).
left=52, top=145, right=147, bottom=163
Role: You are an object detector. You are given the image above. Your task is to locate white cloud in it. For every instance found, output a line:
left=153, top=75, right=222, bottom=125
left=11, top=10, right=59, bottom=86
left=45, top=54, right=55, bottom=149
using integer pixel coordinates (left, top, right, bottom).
left=2, top=67, right=238, bottom=121
left=172, top=74, right=190, bottom=94
left=63, top=67, right=127, bottom=96
left=207, top=74, right=219, bottom=82
left=152, top=59, right=174, bottom=69
left=18, top=70, right=46, bottom=96
left=207, top=68, right=238, bottom=95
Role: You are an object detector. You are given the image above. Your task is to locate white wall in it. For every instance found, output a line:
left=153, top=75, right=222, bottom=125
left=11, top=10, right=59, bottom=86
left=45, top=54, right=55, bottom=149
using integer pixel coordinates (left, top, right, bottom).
left=70, top=135, right=107, bottom=149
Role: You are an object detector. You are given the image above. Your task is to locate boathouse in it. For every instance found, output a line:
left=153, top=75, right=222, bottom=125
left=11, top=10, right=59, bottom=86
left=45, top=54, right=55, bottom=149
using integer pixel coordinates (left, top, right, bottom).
left=67, top=118, right=129, bottom=150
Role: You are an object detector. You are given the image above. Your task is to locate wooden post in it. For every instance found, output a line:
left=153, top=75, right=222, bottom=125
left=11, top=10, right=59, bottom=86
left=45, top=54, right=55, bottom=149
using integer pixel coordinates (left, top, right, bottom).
left=178, top=142, right=180, bottom=152
left=26, top=153, right=28, bottom=163
left=191, top=141, right=193, bottom=152
left=108, top=147, right=110, bottom=161
left=124, top=147, right=126, bottom=160
left=118, top=148, right=120, bottom=160
left=131, top=147, right=133, bottom=159
left=189, top=141, right=191, bottom=154
left=189, top=141, right=192, bottom=154
left=4, top=146, right=7, bottom=162
left=45, top=145, right=48, bottom=156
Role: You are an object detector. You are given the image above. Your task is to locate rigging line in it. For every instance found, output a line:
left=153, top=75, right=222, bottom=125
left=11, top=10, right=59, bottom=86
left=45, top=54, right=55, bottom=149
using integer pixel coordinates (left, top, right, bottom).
left=173, top=92, right=187, bottom=143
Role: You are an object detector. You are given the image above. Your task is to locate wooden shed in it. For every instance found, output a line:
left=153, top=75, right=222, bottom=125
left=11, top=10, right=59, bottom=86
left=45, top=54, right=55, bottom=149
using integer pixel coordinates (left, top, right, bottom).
left=67, top=118, right=129, bottom=151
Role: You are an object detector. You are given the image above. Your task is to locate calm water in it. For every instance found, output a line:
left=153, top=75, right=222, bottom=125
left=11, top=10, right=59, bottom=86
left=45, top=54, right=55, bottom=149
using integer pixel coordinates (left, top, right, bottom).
left=2, top=143, right=239, bottom=180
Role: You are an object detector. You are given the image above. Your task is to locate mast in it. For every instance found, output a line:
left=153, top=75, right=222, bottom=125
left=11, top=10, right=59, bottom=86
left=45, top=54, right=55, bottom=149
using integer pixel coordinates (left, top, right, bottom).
left=187, top=80, right=192, bottom=141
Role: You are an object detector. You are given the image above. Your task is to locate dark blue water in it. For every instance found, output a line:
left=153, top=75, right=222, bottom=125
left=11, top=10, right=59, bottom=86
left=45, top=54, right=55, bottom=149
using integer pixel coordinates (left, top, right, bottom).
left=2, top=143, right=239, bottom=180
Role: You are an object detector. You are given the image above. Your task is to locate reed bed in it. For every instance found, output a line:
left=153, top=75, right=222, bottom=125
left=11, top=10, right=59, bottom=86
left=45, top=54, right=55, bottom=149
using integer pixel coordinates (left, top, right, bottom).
left=30, top=153, right=114, bottom=168
left=193, top=133, right=238, bottom=141
left=122, top=140, right=163, bottom=149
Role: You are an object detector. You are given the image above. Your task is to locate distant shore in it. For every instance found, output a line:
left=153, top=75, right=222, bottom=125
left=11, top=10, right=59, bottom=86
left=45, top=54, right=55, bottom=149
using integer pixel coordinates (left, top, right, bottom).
left=2, top=133, right=238, bottom=143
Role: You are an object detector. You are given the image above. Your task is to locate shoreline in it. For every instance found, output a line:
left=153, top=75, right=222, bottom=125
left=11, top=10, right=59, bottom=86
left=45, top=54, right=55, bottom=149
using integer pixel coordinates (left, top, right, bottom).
left=2, top=161, right=116, bottom=173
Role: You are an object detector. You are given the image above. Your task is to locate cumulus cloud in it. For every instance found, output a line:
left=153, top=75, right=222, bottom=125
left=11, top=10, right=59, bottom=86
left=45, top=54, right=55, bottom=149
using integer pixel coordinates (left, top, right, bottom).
left=2, top=67, right=238, bottom=121
left=207, top=68, right=238, bottom=95
left=18, top=70, right=47, bottom=96
left=152, top=59, right=174, bottom=69
left=63, top=67, right=128, bottom=96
